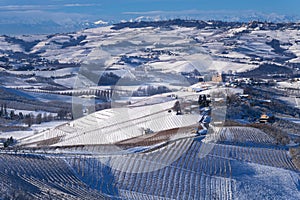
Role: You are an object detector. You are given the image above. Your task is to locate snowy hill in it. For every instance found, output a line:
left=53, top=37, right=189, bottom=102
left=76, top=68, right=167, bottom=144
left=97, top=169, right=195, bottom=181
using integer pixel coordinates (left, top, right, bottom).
left=1, top=20, right=300, bottom=72
left=0, top=20, right=299, bottom=96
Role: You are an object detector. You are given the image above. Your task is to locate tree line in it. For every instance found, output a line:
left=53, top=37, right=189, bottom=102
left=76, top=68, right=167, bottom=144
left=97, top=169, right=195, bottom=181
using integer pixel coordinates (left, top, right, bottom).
left=0, top=104, right=70, bottom=127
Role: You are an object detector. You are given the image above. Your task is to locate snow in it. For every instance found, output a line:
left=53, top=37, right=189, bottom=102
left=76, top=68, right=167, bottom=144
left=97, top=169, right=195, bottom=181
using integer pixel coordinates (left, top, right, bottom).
left=277, top=81, right=300, bottom=89
left=227, top=26, right=248, bottom=36
left=53, top=76, right=77, bottom=88
left=19, top=91, right=201, bottom=146
left=125, top=142, right=166, bottom=153
left=3, top=22, right=300, bottom=83
left=7, top=109, right=56, bottom=117
left=280, top=117, right=300, bottom=124
left=279, top=96, right=300, bottom=108
left=210, top=60, right=256, bottom=73
left=149, top=60, right=198, bottom=73
left=0, top=36, right=23, bottom=52
left=21, top=91, right=74, bottom=103
left=232, top=161, right=300, bottom=200
left=94, top=20, right=108, bottom=25
left=0, top=120, right=68, bottom=140
left=2, top=21, right=300, bottom=199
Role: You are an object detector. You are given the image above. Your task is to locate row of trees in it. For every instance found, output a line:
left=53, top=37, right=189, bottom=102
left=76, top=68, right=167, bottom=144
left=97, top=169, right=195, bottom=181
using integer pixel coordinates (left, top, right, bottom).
left=0, top=103, right=70, bottom=127
left=198, top=94, right=211, bottom=108
left=23, top=113, right=55, bottom=127
left=133, top=86, right=172, bottom=96
left=23, top=109, right=70, bottom=127
left=3, top=136, right=14, bottom=147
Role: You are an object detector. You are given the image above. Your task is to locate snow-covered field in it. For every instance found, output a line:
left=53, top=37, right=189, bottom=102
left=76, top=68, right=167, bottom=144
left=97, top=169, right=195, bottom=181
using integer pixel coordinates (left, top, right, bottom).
left=0, top=21, right=299, bottom=101
left=19, top=92, right=199, bottom=146
left=18, top=87, right=242, bottom=147
left=0, top=120, right=67, bottom=140
left=232, top=161, right=300, bottom=199
left=0, top=21, right=300, bottom=199
left=1, top=86, right=299, bottom=199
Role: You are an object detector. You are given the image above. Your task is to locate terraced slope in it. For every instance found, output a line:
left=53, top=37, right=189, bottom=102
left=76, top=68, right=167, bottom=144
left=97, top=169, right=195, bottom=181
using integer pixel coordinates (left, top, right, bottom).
left=61, top=129, right=299, bottom=199
left=0, top=154, right=108, bottom=199
left=2, top=125, right=300, bottom=199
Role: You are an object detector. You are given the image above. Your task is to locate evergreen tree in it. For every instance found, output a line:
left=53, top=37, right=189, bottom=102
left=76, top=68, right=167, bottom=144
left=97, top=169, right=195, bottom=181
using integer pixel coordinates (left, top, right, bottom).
left=173, top=101, right=182, bottom=115
left=19, top=112, right=24, bottom=120
left=0, top=104, right=3, bottom=117
left=10, top=110, right=15, bottom=119
left=3, top=136, right=14, bottom=148
left=47, top=113, right=54, bottom=122
left=24, top=114, right=33, bottom=127
left=198, top=95, right=203, bottom=105
left=36, top=113, right=42, bottom=124
left=4, top=104, right=7, bottom=116
left=58, top=110, right=67, bottom=120
left=203, top=95, right=207, bottom=107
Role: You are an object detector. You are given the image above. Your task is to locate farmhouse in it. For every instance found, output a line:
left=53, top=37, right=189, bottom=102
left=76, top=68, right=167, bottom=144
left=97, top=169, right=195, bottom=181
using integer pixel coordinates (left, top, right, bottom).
left=259, top=113, right=275, bottom=123
left=212, top=73, right=225, bottom=82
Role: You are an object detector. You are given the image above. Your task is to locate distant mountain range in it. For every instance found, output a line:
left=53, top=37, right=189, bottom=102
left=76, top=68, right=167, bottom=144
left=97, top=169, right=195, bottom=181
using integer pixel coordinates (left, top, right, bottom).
left=0, top=11, right=299, bottom=35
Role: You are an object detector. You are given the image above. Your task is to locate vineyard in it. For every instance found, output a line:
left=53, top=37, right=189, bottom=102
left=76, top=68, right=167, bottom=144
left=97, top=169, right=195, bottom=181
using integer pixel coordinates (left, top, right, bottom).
left=0, top=153, right=107, bottom=199
left=219, top=127, right=278, bottom=146
left=7, top=91, right=300, bottom=199
left=62, top=129, right=300, bottom=199
left=59, top=129, right=299, bottom=199
left=201, top=142, right=297, bottom=171
left=64, top=138, right=237, bottom=199
left=19, top=99, right=199, bottom=147
left=2, top=125, right=300, bottom=199
left=2, top=16, right=300, bottom=199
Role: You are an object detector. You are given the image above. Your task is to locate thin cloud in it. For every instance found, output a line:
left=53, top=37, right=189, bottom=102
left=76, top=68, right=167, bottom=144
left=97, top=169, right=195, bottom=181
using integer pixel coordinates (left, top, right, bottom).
left=0, top=10, right=91, bottom=25
left=63, top=4, right=100, bottom=7
left=123, top=10, right=200, bottom=15
left=123, top=10, right=256, bottom=15
left=0, top=3, right=100, bottom=12
left=0, top=5, right=57, bottom=11
left=122, top=9, right=291, bottom=22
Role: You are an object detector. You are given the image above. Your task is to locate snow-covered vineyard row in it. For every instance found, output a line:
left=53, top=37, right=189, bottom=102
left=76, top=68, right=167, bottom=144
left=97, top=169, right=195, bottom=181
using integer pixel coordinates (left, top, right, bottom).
left=7, top=88, right=300, bottom=199
left=58, top=114, right=198, bottom=146
left=65, top=138, right=236, bottom=199
left=219, top=127, right=277, bottom=145
left=63, top=135, right=299, bottom=199
left=20, top=100, right=199, bottom=147
left=1, top=128, right=299, bottom=199
left=0, top=154, right=107, bottom=199
left=203, top=143, right=297, bottom=171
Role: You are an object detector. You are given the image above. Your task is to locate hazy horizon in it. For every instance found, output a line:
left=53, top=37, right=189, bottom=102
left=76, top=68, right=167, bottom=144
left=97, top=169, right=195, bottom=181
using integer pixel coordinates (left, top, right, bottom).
left=0, top=0, right=299, bottom=34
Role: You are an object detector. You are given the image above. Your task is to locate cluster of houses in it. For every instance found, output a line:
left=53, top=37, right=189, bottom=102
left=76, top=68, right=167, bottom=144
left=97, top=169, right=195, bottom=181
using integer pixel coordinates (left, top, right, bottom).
left=190, top=72, right=278, bottom=126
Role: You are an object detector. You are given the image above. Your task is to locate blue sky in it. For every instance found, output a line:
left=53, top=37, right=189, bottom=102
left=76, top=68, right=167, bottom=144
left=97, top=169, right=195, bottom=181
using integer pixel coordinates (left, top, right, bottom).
left=0, top=0, right=299, bottom=34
